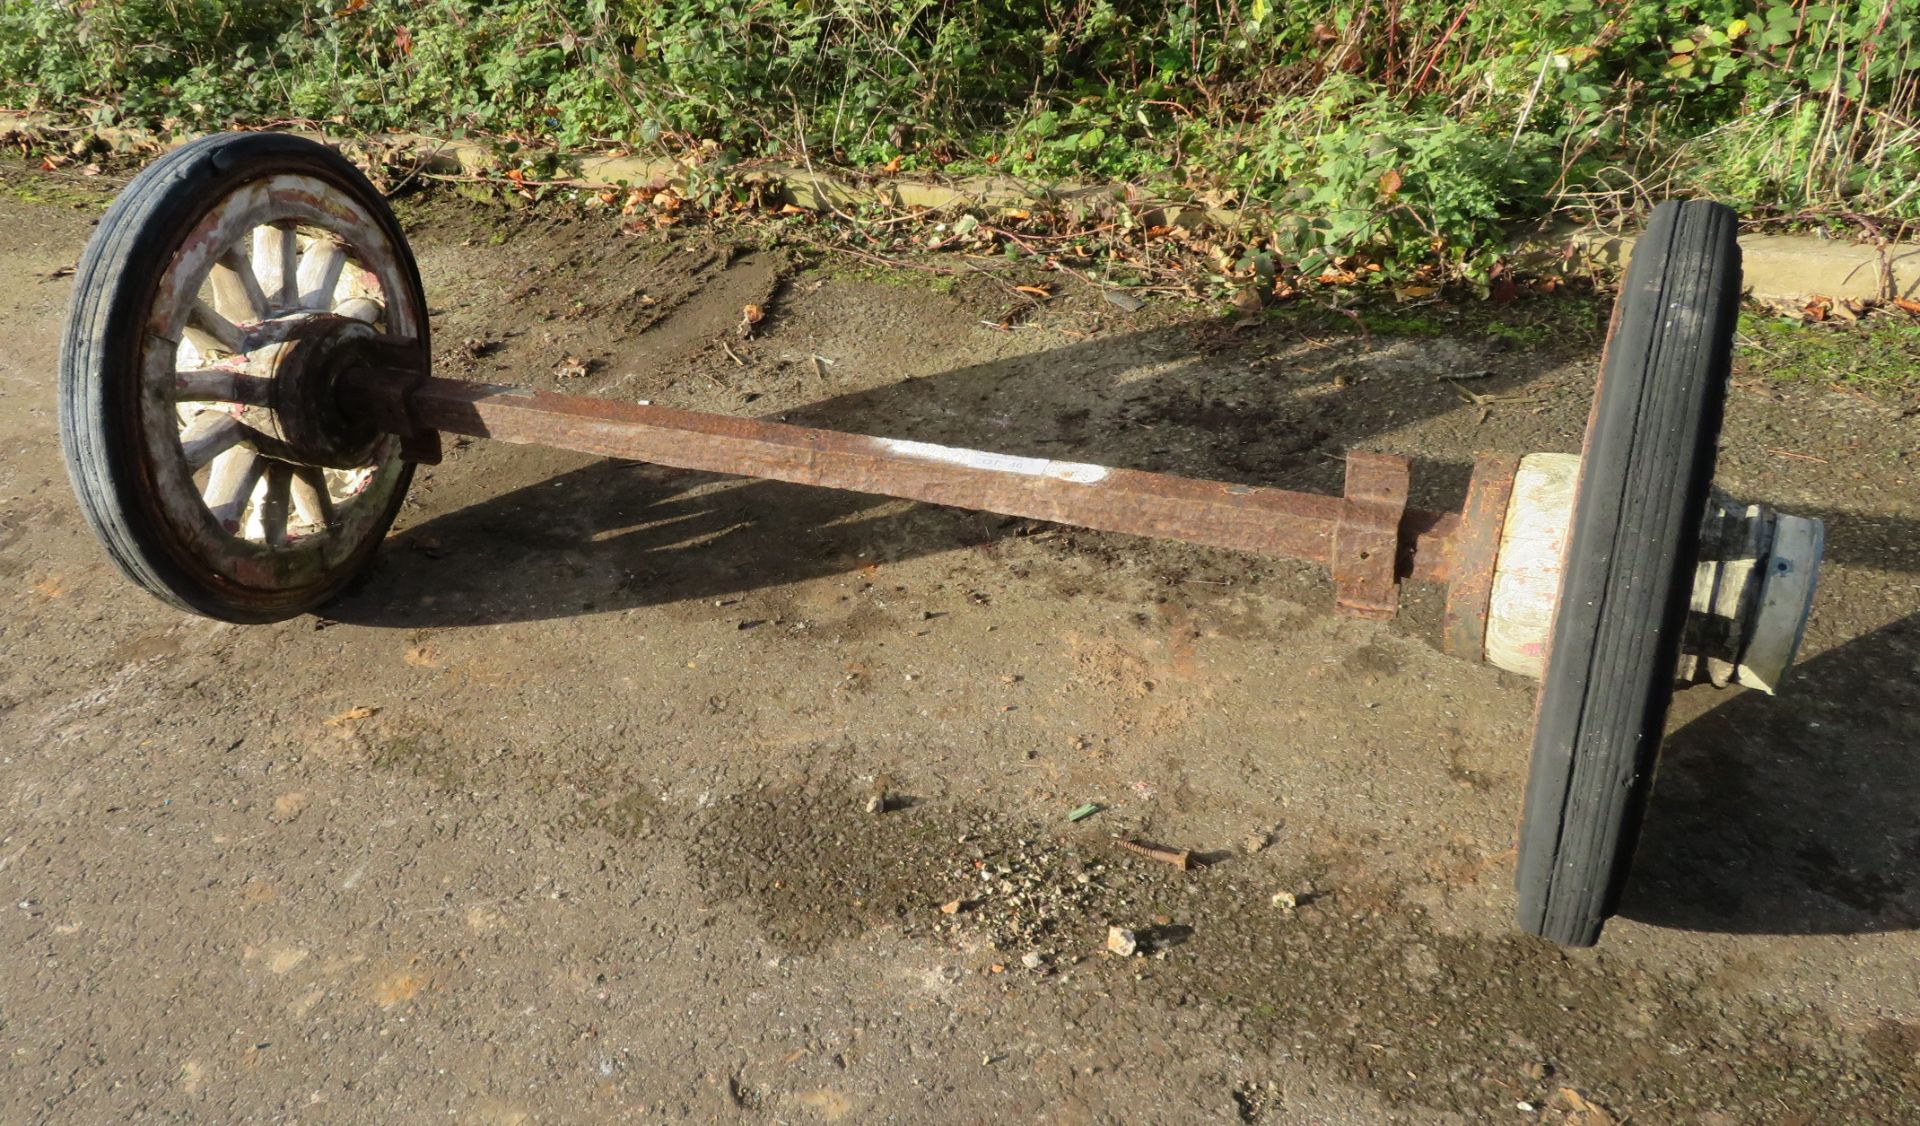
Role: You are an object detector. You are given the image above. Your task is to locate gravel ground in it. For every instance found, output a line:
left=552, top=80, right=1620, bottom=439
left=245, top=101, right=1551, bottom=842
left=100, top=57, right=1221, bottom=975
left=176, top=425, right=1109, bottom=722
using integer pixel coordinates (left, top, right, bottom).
left=2, top=163, right=1917, bottom=1124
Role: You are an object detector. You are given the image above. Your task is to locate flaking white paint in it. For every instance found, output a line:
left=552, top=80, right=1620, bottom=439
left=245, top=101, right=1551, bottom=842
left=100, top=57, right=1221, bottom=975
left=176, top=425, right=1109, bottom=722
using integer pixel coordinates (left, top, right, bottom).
left=874, top=438, right=1110, bottom=484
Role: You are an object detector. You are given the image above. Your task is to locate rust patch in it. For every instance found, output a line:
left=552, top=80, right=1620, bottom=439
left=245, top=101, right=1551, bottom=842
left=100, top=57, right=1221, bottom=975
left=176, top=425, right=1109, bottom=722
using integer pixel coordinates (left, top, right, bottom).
left=1331, top=451, right=1411, bottom=620
left=374, top=376, right=1467, bottom=591
left=1442, top=452, right=1520, bottom=662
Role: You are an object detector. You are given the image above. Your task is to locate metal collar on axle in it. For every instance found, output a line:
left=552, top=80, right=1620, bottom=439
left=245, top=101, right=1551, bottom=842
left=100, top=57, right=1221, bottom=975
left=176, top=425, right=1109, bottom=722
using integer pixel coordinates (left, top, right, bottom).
left=1481, top=453, right=1824, bottom=694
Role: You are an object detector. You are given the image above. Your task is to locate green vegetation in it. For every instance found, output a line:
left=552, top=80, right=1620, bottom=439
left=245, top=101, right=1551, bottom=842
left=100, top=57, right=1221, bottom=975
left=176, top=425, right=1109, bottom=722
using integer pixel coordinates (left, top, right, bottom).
left=0, top=166, right=106, bottom=209
left=1354, top=310, right=1452, bottom=337
left=1298, top=292, right=1607, bottom=350
left=810, top=257, right=962, bottom=294
left=1483, top=321, right=1555, bottom=348
left=2, top=2, right=1917, bottom=281
left=1738, top=311, right=1920, bottom=390
left=371, top=734, right=465, bottom=787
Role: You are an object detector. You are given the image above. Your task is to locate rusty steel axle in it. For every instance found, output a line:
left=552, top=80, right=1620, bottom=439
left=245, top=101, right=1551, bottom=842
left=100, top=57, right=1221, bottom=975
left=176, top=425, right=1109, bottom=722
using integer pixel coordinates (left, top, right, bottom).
left=327, top=366, right=1516, bottom=643
left=339, top=371, right=1512, bottom=629
left=59, top=143, right=1817, bottom=951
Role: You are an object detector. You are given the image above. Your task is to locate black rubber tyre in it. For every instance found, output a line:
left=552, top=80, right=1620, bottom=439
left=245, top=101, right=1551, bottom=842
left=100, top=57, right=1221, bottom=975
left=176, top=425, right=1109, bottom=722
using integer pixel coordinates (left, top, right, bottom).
left=1514, top=200, right=1740, bottom=947
left=59, top=132, right=424, bottom=622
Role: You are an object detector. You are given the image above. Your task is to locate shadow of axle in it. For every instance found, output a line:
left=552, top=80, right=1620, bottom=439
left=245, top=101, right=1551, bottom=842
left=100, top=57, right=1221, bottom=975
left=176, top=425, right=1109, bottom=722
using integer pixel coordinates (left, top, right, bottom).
left=328, top=316, right=1495, bottom=627
left=318, top=315, right=1920, bottom=937
left=338, top=461, right=1026, bottom=627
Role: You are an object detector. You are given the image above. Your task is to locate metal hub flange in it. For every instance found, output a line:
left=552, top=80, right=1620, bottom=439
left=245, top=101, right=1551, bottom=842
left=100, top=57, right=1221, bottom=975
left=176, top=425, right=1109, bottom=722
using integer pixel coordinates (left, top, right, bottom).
left=1483, top=453, right=1579, bottom=678
left=1679, top=491, right=1825, bottom=693
left=250, top=314, right=387, bottom=469
left=1481, top=452, right=1825, bottom=693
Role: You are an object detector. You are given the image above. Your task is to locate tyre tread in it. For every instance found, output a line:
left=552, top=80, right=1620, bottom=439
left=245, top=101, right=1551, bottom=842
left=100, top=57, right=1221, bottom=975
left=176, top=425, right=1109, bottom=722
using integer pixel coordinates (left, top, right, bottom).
left=1515, top=200, right=1739, bottom=946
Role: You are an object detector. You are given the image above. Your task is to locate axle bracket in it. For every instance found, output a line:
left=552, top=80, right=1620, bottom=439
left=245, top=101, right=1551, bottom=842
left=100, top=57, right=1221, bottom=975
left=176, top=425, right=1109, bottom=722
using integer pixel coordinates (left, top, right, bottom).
left=1332, top=451, right=1411, bottom=620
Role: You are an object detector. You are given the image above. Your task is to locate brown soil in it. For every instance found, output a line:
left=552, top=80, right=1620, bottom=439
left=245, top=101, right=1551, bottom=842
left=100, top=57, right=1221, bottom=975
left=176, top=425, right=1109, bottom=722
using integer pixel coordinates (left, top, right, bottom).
left=2, top=164, right=1918, bottom=1123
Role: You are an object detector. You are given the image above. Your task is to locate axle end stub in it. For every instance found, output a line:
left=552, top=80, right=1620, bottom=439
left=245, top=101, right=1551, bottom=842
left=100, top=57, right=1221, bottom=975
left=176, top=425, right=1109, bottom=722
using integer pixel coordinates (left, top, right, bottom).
left=1679, top=491, right=1825, bottom=695
left=334, top=337, right=441, bottom=465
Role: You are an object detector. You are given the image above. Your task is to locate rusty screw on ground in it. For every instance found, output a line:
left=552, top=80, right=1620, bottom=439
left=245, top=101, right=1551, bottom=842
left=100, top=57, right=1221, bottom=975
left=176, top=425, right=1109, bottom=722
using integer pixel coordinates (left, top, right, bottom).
left=1113, top=837, right=1191, bottom=871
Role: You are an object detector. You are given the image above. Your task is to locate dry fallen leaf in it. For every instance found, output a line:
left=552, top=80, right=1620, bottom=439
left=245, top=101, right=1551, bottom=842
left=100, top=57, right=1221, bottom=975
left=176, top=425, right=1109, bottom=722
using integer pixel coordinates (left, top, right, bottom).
left=1396, top=284, right=1439, bottom=300
left=1014, top=284, right=1052, bottom=298
left=324, top=706, right=377, bottom=726
left=371, top=970, right=425, bottom=1009
left=553, top=354, right=589, bottom=380
left=738, top=303, right=766, bottom=338
left=1549, top=1086, right=1617, bottom=1125
left=1893, top=297, right=1920, bottom=316
left=1230, top=285, right=1265, bottom=327
left=939, top=898, right=964, bottom=915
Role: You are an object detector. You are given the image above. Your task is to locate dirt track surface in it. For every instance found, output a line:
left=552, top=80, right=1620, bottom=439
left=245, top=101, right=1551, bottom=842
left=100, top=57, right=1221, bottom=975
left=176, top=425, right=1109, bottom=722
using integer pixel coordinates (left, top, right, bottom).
left=3, top=166, right=1919, bottom=1124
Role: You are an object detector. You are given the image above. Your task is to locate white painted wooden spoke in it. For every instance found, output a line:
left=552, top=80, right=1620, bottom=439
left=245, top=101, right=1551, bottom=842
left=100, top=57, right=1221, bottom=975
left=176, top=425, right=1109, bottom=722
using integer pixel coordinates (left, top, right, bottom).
left=177, top=335, right=208, bottom=372
left=330, top=466, right=377, bottom=500
left=136, top=172, right=421, bottom=581
left=174, top=369, right=271, bottom=405
left=203, top=447, right=266, bottom=530
left=181, top=327, right=224, bottom=359
left=289, top=466, right=335, bottom=528
left=187, top=299, right=245, bottom=354
left=259, top=463, right=293, bottom=545
left=336, top=296, right=383, bottom=324
left=296, top=241, right=347, bottom=310
left=179, top=411, right=247, bottom=470
left=251, top=224, right=300, bottom=309
left=211, top=249, right=268, bottom=323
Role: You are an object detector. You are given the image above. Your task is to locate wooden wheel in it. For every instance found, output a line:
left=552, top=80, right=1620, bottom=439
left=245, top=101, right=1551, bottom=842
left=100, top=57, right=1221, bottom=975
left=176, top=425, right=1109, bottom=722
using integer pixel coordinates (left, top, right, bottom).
left=59, top=132, right=428, bottom=622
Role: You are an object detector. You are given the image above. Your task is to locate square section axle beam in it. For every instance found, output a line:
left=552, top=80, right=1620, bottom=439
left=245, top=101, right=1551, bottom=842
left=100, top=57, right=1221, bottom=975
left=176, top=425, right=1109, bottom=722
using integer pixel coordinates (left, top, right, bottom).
left=349, top=374, right=1473, bottom=607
